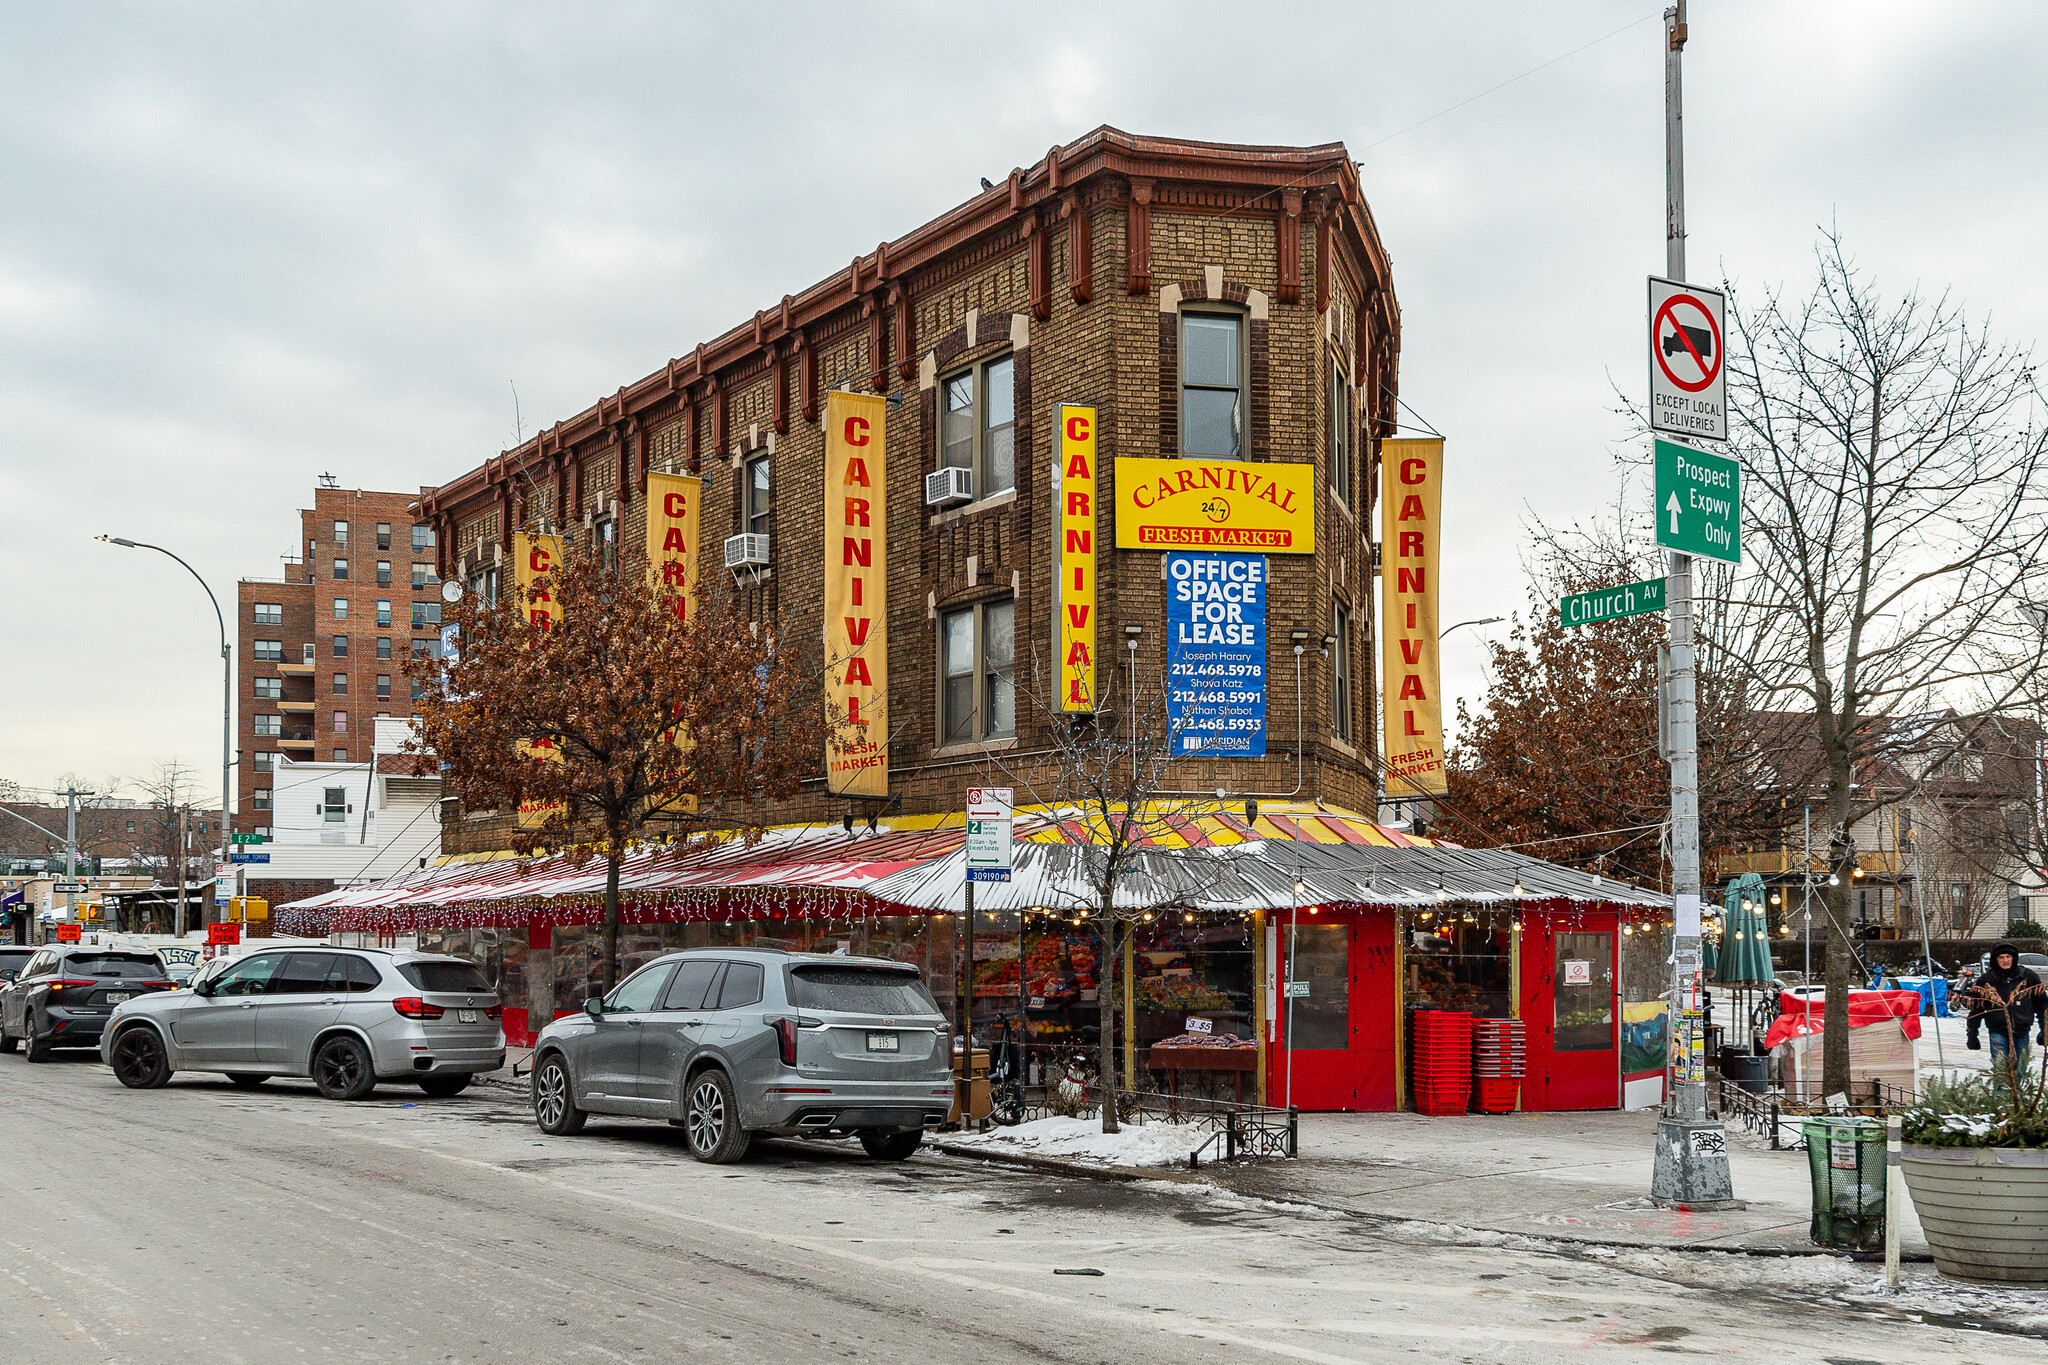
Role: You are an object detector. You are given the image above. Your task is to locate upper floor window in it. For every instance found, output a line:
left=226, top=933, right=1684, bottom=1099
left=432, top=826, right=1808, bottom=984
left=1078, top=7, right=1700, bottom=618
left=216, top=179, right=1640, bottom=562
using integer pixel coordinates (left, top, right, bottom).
left=252, top=602, right=282, bottom=625
left=377, top=599, right=392, bottom=627
left=412, top=524, right=435, bottom=551
left=253, top=678, right=281, bottom=700
left=254, top=715, right=282, bottom=737
left=254, top=639, right=283, bottom=662
left=332, top=598, right=348, bottom=621
left=941, top=355, right=1016, bottom=497
left=412, top=602, right=442, bottom=628
left=745, top=455, right=771, bottom=537
left=332, top=673, right=349, bottom=696
left=333, top=557, right=350, bottom=581
left=333, top=635, right=349, bottom=658
left=1329, top=359, right=1354, bottom=508
left=252, top=752, right=276, bottom=773
left=332, top=749, right=349, bottom=763
left=939, top=597, right=1015, bottom=746
left=332, top=520, right=349, bottom=546
left=375, top=523, right=392, bottom=550
left=376, top=637, right=392, bottom=661
left=468, top=566, right=498, bottom=608
left=376, top=561, right=392, bottom=587
left=376, top=674, right=391, bottom=699
left=1331, top=601, right=1353, bottom=742
left=1181, top=312, right=1243, bottom=458
left=412, top=562, right=437, bottom=589
left=598, top=517, right=617, bottom=573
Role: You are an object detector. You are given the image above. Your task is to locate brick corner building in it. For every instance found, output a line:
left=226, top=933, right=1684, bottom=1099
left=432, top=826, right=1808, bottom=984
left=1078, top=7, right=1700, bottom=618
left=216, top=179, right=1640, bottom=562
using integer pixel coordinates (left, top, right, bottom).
left=419, top=127, right=1401, bottom=852
left=235, top=484, right=442, bottom=842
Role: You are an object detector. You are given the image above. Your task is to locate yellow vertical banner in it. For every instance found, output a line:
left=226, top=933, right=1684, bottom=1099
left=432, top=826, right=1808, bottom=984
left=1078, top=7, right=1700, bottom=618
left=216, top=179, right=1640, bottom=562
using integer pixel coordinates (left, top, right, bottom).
left=645, top=470, right=703, bottom=814
left=1379, top=437, right=1448, bottom=798
left=1057, top=404, right=1098, bottom=710
left=823, top=391, right=889, bottom=797
left=644, top=471, right=702, bottom=623
left=511, top=531, right=566, bottom=828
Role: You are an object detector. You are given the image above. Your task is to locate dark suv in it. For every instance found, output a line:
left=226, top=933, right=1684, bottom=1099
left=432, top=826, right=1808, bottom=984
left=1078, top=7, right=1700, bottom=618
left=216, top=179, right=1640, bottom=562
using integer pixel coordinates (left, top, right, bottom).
left=0, top=946, right=176, bottom=1061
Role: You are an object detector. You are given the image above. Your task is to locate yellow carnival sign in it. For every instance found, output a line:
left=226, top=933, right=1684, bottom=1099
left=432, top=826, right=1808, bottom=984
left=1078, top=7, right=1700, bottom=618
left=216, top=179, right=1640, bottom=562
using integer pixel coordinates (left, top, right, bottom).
left=1380, top=437, right=1447, bottom=798
left=823, top=392, right=889, bottom=798
left=1112, top=457, right=1315, bottom=553
left=1057, top=405, right=1098, bottom=710
left=644, top=470, right=702, bottom=623
left=511, top=531, right=567, bottom=828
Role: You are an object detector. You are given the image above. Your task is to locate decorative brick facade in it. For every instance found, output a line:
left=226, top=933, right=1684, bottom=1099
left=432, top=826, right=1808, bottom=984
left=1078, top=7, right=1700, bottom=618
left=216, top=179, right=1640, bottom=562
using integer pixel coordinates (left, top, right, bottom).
left=416, top=128, right=1401, bottom=854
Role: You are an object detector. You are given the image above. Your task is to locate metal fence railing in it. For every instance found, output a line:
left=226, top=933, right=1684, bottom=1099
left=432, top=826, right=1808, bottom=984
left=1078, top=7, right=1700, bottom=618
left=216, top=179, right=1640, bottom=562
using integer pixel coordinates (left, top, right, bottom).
left=1020, top=1082, right=1298, bottom=1168
left=1716, top=1076, right=1917, bottom=1150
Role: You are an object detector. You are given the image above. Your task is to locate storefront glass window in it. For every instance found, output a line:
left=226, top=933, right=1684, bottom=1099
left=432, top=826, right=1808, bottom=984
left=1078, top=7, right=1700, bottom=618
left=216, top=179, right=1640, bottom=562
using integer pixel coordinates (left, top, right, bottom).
left=1405, top=917, right=1512, bottom=1018
left=1289, top=924, right=1350, bottom=1050
left=1553, top=931, right=1615, bottom=1051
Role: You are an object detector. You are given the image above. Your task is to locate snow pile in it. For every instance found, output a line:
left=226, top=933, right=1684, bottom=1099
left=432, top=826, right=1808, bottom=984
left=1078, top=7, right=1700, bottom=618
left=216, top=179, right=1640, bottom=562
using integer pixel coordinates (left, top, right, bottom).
left=946, top=1115, right=1208, bottom=1167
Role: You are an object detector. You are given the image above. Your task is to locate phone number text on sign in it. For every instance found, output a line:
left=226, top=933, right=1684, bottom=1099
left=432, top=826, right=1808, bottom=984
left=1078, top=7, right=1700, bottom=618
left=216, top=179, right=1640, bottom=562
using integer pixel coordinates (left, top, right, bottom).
left=1166, top=552, right=1267, bottom=757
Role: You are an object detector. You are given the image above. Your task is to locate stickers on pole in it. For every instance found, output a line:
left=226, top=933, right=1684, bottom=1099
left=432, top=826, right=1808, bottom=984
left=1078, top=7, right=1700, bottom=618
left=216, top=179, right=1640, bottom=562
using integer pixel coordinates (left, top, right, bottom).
left=1647, top=276, right=1727, bottom=443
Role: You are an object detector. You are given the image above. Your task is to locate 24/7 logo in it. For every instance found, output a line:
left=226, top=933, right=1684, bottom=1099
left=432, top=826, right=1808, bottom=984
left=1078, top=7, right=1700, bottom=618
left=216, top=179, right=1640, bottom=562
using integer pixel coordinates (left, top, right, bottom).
left=1199, top=496, right=1231, bottom=524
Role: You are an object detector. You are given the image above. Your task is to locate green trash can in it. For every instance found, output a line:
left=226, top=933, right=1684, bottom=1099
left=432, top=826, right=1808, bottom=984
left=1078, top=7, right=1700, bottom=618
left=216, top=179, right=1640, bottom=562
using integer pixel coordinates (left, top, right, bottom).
left=1804, top=1116, right=1887, bottom=1251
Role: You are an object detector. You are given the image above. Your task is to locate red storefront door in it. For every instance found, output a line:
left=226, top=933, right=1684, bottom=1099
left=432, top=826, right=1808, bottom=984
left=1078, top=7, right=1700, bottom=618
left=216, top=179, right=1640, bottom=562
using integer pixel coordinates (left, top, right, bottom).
left=1273, top=913, right=1397, bottom=1112
left=1521, top=913, right=1620, bottom=1111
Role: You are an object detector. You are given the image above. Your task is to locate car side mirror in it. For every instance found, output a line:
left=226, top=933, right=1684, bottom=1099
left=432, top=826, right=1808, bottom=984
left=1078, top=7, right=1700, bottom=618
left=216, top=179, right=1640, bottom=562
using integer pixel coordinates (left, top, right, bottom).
left=583, top=996, right=605, bottom=1020
left=192, top=979, right=213, bottom=998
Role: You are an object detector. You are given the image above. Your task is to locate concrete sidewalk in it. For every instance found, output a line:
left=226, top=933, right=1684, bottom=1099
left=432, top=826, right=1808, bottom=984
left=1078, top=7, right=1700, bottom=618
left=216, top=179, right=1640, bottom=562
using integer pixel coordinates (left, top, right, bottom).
left=1201, top=1107, right=1926, bottom=1255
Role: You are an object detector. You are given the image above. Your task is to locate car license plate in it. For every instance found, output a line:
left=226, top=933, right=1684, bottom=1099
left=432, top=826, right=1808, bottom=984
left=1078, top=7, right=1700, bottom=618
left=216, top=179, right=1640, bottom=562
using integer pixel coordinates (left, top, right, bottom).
left=458, top=1009, right=480, bottom=1024
left=107, top=993, right=131, bottom=1004
left=866, top=1031, right=899, bottom=1053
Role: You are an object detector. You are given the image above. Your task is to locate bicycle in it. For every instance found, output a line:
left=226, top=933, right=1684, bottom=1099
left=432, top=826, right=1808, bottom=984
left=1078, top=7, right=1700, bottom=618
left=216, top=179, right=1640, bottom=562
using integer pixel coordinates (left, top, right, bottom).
left=988, top=1013, right=1027, bottom=1127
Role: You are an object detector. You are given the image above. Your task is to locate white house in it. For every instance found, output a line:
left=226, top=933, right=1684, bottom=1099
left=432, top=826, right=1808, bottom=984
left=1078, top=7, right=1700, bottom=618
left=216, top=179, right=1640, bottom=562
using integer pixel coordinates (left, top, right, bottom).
left=249, top=717, right=442, bottom=888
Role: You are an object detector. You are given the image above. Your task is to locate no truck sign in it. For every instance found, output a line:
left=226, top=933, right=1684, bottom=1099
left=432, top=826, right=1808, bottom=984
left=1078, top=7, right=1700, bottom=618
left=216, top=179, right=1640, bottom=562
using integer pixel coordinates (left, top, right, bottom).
left=1648, top=276, right=1727, bottom=442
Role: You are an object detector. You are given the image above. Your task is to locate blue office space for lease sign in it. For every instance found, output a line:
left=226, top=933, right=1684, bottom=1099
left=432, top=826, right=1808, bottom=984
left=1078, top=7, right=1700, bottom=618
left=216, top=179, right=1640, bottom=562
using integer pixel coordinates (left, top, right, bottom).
left=1166, top=552, right=1267, bottom=756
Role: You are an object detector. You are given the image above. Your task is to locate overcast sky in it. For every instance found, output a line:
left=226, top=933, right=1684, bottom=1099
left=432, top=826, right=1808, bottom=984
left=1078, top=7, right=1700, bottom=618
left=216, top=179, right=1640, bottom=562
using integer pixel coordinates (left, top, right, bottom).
left=4, top=1, right=2044, bottom=805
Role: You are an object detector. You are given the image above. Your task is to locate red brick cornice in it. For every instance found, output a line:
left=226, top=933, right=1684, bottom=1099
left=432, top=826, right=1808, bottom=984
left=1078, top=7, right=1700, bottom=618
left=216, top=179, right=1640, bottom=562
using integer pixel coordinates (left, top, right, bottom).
left=426, top=126, right=1396, bottom=515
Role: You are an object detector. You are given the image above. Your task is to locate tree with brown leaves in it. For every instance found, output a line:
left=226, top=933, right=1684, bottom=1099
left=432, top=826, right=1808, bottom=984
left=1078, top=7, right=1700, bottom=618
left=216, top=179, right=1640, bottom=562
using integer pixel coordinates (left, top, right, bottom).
left=406, top=545, right=826, bottom=990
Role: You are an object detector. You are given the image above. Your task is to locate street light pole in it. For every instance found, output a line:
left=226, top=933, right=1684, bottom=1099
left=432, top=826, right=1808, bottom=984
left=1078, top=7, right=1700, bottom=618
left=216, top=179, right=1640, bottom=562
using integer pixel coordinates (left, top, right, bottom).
left=98, top=535, right=231, bottom=929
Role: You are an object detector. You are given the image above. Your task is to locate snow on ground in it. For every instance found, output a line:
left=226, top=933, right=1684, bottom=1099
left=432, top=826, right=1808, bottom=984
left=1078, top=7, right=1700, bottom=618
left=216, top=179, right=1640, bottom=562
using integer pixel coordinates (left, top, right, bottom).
left=943, top=1115, right=1209, bottom=1167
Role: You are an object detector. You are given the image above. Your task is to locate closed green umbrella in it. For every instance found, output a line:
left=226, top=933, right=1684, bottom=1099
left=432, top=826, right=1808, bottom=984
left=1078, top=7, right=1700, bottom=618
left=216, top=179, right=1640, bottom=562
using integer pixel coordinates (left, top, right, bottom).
left=1703, top=926, right=1720, bottom=976
left=1718, top=872, right=1775, bottom=984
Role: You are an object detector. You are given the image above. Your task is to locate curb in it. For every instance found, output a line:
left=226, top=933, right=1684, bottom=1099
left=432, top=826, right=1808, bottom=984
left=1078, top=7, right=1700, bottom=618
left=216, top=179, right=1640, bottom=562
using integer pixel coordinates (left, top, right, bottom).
left=931, top=1141, right=1934, bottom=1261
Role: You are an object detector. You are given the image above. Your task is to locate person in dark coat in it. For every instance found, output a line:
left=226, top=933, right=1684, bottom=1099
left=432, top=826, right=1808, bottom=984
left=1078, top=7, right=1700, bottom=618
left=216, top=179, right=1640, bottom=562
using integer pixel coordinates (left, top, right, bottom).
left=1966, top=940, right=2045, bottom=1072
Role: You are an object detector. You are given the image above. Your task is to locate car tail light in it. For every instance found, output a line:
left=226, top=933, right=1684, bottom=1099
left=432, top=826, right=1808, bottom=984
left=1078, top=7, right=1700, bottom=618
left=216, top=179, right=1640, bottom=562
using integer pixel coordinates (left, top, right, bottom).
left=393, top=997, right=445, bottom=1020
left=49, top=979, right=98, bottom=991
left=770, top=1016, right=799, bottom=1067
left=485, top=1005, right=503, bottom=1020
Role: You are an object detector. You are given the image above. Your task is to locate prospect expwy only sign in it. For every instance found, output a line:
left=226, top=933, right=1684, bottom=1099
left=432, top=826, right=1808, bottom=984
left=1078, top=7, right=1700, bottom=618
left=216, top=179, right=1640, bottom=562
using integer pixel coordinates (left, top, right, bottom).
left=1653, top=438, right=1740, bottom=564
left=1648, top=275, right=1727, bottom=443
left=1560, top=576, right=1667, bottom=627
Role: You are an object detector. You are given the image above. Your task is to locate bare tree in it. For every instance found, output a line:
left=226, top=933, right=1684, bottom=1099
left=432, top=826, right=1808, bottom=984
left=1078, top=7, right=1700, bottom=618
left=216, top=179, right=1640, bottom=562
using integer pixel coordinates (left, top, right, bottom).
left=980, top=658, right=1244, bottom=1134
left=1706, top=233, right=2048, bottom=1095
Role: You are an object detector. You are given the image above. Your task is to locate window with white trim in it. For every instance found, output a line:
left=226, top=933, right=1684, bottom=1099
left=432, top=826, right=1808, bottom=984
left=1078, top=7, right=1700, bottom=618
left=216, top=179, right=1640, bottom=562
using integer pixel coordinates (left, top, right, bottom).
left=1331, top=601, right=1353, bottom=742
left=940, top=354, right=1016, bottom=496
left=1181, top=311, right=1243, bottom=458
left=939, top=597, right=1015, bottom=745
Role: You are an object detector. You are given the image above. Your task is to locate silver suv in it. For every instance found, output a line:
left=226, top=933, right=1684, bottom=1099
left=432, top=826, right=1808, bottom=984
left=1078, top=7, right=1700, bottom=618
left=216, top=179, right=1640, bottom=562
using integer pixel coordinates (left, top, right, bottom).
left=100, top=946, right=506, bottom=1099
left=530, top=948, right=953, bottom=1162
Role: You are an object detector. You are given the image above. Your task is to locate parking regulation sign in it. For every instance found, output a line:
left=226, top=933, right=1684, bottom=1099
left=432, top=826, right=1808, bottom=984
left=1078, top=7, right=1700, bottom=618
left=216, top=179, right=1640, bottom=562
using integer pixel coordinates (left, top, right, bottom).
left=1648, top=276, right=1727, bottom=442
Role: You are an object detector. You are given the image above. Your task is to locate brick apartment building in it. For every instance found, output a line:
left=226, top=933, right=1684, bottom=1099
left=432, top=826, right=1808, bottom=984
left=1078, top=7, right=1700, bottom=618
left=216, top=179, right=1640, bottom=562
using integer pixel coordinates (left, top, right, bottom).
left=416, top=127, right=1401, bottom=852
left=235, top=483, right=441, bottom=842
left=1, top=802, right=223, bottom=876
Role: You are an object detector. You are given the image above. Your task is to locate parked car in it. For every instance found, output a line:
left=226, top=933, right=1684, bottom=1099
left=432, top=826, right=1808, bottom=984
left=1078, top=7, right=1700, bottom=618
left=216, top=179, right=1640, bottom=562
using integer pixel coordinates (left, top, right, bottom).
left=0, top=946, right=178, bottom=1060
left=99, top=946, right=506, bottom=1099
left=529, top=949, right=954, bottom=1163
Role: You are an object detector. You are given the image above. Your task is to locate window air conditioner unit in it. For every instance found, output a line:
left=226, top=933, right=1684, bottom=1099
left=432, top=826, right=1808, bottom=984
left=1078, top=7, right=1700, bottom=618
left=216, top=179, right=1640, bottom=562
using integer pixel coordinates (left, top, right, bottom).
left=723, top=533, right=770, bottom=570
left=925, top=466, right=974, bottom=507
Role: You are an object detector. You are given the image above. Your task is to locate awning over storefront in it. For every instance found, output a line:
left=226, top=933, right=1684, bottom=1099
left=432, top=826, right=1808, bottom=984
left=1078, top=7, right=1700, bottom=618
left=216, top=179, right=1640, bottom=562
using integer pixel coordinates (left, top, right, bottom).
left=272, top=800, right=1670, bottom=937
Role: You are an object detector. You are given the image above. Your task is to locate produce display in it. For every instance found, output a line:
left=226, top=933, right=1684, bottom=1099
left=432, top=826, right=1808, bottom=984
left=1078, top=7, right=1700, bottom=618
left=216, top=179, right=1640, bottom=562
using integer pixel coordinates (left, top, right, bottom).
left=1153, top=1031, right=1255, bottom=1048
left=1136, top=975, right=1231, bottom=1011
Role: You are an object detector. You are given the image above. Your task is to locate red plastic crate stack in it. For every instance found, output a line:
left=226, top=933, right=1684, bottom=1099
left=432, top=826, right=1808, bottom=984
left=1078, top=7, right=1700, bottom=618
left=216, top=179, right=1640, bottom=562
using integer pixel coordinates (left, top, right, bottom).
left=1411, top=1010, right=1474, bottom=1116
left=1471, top=1019, right=1526, bottom=1114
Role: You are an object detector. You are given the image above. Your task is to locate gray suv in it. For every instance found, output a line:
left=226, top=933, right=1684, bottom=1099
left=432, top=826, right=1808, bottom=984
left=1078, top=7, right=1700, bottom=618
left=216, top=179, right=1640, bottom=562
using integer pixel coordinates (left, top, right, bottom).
left=530, top=949, right=953, bottom=1163
left=100, top=947, right=506, bottom=1099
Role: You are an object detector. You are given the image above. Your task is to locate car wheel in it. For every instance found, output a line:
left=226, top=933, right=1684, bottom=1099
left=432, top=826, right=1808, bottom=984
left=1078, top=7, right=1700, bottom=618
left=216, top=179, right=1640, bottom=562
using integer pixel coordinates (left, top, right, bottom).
left=24, top=1017, right=51, bottom=1064
left=531, top=1055, right=586, bottom=1134
left=683, top=1069, right=750, bottom=1164
left=417, top=1073, right=471, bottom=1099
left=311, top=1036, right=377, bottom=1100
left=226, top=1073, right=269, bottom=1089
left=111, top=1027, right=172, bottom=1089
left=858, top=1129, right=923, bottom=1162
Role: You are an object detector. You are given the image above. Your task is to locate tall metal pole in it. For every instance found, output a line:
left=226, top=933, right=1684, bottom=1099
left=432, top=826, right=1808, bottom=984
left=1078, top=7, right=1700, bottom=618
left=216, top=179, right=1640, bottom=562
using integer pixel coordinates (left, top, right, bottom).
left=1803, top=804, right=1813, bottom=985
left=1652, top=0, right=1735, bottom=1208
left=98, top=536, right=232, bottom=932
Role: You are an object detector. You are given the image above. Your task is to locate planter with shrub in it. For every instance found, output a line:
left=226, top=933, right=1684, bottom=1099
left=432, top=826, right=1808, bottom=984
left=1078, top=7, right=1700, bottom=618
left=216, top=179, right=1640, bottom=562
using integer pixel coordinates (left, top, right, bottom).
left=1899, top=1059, right=2048, bottom=1287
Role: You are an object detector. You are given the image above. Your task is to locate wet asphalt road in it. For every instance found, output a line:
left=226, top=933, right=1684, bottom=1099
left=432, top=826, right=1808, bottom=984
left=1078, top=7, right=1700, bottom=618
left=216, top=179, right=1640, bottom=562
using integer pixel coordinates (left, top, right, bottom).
left=0, top=1051, right=2021, bottom=1363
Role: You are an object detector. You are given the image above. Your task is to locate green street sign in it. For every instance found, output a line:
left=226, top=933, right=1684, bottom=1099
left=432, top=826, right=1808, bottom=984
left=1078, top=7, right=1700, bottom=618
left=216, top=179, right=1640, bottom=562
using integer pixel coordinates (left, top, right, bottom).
left=231, top=832, right=265, bottom=846
left=1654, top=438, right=1740, bottom=563
left=1560, top=576, right=1667, bottom=628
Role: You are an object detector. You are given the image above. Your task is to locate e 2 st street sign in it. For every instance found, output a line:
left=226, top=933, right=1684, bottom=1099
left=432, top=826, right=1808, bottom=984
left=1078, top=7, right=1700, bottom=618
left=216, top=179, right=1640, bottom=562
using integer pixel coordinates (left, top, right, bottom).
left=1654, top=438, right=1741, bottom=564
left=1648, top=276, right=1727, bottom=443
